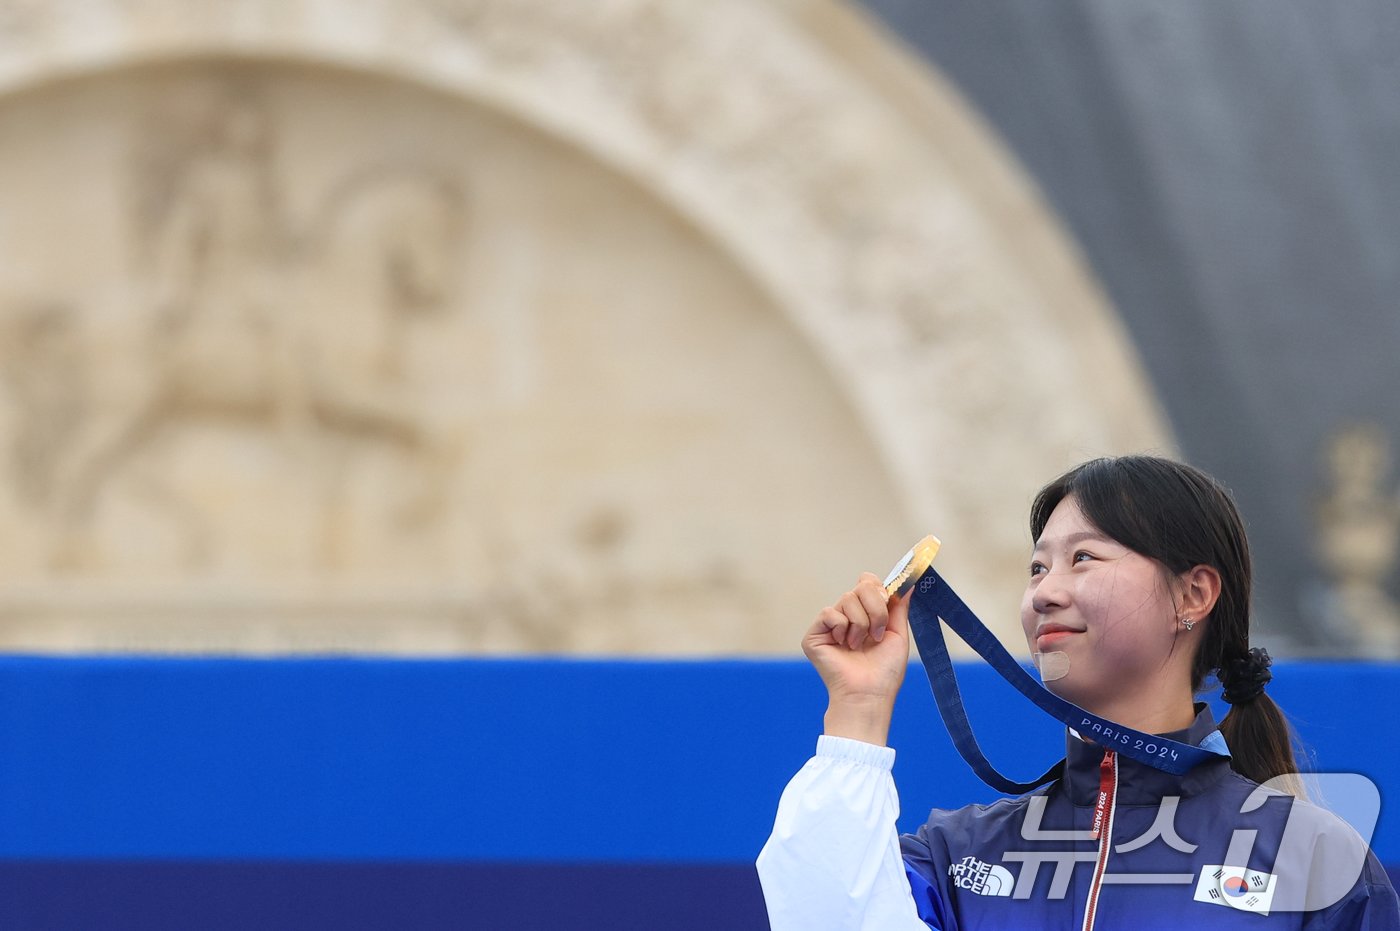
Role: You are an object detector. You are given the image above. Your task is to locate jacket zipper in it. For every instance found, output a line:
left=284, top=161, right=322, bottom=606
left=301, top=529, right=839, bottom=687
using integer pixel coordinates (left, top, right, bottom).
left=1081, top=750, right=1118, bottom=931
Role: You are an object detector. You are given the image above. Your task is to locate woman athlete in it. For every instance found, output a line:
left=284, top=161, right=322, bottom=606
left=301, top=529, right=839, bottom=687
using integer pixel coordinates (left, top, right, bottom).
left=758, top=456, right=1400, bottom=929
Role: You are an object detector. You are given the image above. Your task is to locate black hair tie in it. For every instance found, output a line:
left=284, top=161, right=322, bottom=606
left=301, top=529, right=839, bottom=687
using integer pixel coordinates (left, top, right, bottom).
left=1220, top=646, right=1272, bottom=705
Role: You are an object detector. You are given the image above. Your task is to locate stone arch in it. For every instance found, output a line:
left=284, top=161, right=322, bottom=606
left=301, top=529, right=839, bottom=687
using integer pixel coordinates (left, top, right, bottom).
left=0, top=0, right=1170, bottom=653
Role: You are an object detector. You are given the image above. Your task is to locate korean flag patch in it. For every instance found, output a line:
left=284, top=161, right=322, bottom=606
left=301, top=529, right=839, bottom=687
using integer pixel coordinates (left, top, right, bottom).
left=1193, top=864, right=1277, bottom=916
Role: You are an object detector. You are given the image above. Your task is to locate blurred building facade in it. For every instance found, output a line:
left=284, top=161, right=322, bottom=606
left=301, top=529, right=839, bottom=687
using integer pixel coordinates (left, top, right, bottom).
left=0, top=0, right=1392, bottom=656
left=864, top=0, right=1400, bottom=654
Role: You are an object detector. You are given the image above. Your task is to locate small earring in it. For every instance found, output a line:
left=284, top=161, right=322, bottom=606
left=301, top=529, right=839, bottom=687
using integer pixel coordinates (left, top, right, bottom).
left=1181, top=617, right=1195, bottom=631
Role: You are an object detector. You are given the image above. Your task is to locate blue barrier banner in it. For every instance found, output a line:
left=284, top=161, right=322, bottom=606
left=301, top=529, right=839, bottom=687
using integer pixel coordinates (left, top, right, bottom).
left=0, top=655, right=1396, bottom=929
left=0, top=861, right=769, bottom=931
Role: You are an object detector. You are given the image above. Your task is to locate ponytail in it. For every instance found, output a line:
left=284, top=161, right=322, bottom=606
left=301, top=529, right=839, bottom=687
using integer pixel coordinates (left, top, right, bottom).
left=1214, top=647, right=1304, bottom=796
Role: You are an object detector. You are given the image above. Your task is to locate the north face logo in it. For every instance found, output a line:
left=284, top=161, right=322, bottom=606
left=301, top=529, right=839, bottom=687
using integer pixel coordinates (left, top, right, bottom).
left=948, top=855, right=1014, bottom=896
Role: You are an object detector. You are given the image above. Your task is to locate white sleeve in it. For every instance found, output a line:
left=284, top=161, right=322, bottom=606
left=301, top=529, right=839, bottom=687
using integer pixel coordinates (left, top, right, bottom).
left=756, top=735, right=932, bottom=931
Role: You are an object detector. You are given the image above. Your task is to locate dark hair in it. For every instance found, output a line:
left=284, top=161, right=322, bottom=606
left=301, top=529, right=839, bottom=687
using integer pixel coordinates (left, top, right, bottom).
left=1029, top=455, right=1301, bottom=794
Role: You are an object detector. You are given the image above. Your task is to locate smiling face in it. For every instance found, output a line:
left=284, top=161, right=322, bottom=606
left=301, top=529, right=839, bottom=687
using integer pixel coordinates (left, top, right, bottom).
left=1020, top=495, right=1194, bottom=718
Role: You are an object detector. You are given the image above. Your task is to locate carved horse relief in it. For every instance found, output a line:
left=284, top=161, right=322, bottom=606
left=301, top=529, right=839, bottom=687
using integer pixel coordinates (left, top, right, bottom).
left=1, top=84, right=467, bottom=574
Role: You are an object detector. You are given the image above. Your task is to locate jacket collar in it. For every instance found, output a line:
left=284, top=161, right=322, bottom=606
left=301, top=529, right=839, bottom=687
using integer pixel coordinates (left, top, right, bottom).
left=1058, top=702, right=1233, bottom=806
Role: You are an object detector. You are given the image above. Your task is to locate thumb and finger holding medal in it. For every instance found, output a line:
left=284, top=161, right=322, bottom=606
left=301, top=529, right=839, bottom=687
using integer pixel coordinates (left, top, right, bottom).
left=806, top=536, right=937, bottom=702
left=810, top=534, right=1070, bottom=701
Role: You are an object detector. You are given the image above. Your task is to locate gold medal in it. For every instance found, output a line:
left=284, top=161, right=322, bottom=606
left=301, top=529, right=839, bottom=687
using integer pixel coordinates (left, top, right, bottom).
left=883, top=534, right=941, bottom=598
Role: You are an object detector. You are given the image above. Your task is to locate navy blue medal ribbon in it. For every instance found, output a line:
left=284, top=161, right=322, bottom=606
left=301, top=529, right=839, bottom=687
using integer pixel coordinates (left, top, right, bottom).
left=906, top=568, right=1227, bottom=794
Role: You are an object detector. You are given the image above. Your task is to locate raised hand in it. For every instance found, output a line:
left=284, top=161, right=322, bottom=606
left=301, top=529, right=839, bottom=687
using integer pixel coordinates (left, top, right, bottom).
left=802, top=572, right=911, bottom=746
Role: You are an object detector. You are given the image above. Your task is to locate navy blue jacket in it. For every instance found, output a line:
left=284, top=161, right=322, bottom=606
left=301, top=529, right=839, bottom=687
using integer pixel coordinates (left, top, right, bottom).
left=900, top=705, right=1399, bottom=929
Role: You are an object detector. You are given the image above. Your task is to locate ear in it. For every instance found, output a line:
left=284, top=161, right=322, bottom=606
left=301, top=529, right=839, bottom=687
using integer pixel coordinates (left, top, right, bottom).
left=1176, top=564, right=1222, bottom=624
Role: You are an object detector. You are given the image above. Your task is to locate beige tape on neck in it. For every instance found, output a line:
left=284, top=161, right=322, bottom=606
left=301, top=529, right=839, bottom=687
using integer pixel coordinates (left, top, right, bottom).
left=1033, top=651, right=1070, bottom=681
